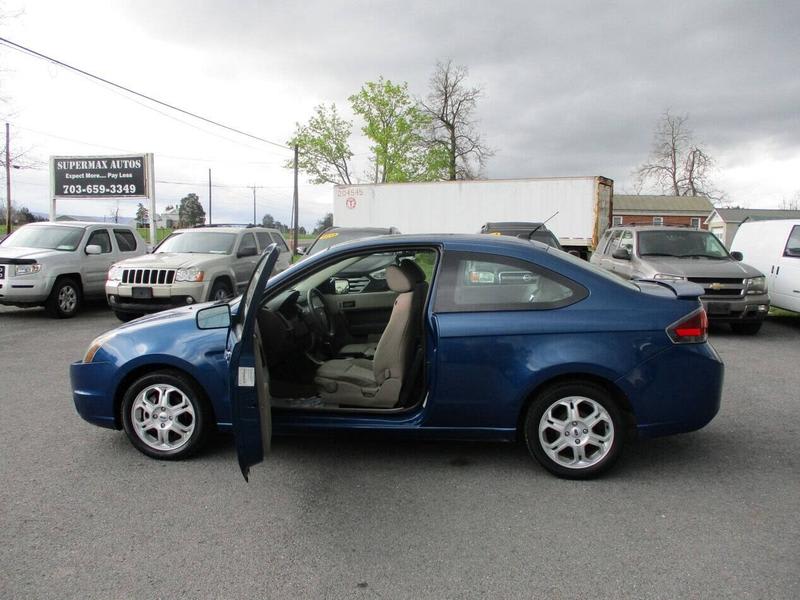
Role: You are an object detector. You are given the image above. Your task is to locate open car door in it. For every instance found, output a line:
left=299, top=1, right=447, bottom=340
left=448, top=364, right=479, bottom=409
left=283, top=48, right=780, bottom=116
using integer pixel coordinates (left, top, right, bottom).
left=229, top=244, right=279, bottom=480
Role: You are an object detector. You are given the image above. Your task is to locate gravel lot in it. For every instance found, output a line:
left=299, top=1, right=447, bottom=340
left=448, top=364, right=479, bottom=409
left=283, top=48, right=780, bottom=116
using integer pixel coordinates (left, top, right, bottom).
left=1, top=303, right=798, bottom=599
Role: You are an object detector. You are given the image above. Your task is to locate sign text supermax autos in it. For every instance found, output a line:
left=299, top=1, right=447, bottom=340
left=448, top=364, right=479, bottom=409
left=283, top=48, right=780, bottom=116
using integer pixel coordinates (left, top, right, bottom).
left=51, top=155, right=148, bottom=198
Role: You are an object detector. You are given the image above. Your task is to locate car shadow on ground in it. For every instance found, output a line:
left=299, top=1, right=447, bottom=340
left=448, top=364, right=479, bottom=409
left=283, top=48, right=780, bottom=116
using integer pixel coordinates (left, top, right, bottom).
left=0, top=299, right=113, bottom=320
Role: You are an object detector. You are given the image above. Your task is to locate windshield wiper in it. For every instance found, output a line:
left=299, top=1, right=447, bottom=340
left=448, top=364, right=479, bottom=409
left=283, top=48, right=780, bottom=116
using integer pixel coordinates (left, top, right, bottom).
left=678, top=253, right=725, bottom=259
left=639, top=252, right=676, bottom=257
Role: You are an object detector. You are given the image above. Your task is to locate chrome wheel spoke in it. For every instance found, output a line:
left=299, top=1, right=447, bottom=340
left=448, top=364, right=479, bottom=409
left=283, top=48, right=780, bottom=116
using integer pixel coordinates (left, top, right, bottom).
left=131, top=383, right=195, bottom=452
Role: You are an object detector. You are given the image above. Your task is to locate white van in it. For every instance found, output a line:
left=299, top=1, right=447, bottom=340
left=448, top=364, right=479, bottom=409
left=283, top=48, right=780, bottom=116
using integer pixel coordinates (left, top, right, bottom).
left=730, top=220, right=800, bottom=313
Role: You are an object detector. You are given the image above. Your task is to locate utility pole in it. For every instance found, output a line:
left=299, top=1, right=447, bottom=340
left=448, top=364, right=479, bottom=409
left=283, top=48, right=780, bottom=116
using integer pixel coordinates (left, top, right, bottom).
left=5, top=123, right=11, bottom=235
left=208, top=168, right=212, bottom=225
left=292, top=144, right=299, bottom=254
left=252, top=185, right=256, bottom=226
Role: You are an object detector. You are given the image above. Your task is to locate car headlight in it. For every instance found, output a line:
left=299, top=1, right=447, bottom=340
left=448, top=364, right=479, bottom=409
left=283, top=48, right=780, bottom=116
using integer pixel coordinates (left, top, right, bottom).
left=653, top=273, right=685, bottom=281
left=83, top=331, right=116, bottom=363
left=175, top=268, right=204, bottom=282
left=745, top=276, right=767, bottom=294
left=15, top=264, right=41, bottom=276
left=107, top=266, right=123, bottom=281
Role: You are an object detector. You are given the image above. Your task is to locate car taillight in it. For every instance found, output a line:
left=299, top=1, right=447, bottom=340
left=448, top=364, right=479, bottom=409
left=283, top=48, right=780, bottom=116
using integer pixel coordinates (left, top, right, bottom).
left=667, top=308, right=708, bottom=343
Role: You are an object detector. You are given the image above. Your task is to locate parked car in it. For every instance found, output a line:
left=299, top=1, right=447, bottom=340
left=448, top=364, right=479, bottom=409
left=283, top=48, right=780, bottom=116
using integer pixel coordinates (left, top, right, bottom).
left=301, top=226, right=400, bottom=257
left=480, top=221, right=563, bottom=250
left=730, top=219, right=800, bottom=313
left=0, top=221, right=146, bottom=318
left=106, top=225, right=291, bottom=321
left=72, top=235, right=723, bottom=479
left=590, top=226, right=770, bottom=334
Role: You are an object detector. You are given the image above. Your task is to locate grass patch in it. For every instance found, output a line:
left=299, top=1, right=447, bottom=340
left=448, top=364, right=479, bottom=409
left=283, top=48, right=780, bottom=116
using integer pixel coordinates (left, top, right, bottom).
left=137, top=228, right=172, bottom=243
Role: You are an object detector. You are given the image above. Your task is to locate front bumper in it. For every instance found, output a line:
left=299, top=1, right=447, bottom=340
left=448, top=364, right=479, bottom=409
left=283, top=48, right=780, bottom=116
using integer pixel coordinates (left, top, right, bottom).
left=70, top=360, right=119, bottom=429
left=106, top=280, right=210, bottom=314
left=0, top=270, right=52, bottom=305
left=701, top=294, right=770, bottom=322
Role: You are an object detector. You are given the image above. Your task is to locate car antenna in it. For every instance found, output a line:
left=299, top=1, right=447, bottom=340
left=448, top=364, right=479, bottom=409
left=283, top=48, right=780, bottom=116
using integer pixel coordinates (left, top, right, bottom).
left=528, top=211, right=559, bottom=241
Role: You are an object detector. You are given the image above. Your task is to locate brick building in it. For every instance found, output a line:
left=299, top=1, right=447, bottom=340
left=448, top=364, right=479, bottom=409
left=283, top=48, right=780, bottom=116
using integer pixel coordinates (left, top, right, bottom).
left=612, top=195, right=714, bottom=229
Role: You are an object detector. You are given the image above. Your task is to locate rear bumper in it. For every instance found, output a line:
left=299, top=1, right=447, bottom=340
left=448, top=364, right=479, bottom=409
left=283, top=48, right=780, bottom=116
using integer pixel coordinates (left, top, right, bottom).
left=617, top=342, right=724, bottom=437
left=70, top=360, right=119, bottom=429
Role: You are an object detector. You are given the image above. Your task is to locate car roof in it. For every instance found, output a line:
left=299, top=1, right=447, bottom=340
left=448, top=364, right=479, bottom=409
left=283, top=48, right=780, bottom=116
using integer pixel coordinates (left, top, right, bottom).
left=173, top=226, right=281, bottom=235
left=319, top=232, right=544, bottom=252
left=22, top=221, right=134, bottom=228
left=324, top=226, right=396, bottom=234
left=608, top=225, right=711, bottom=233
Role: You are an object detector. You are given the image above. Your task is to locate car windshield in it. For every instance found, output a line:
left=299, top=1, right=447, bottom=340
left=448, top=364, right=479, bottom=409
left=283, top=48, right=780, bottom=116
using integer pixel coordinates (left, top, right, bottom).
left=307, top=229, right=386, bottom=255
left=638, top=230, right=729, bottom=259
left=554, top=246, right=641, bottom=290
left=156, top=232, right=236, bottom=254
left=0, top=226, right=85, bottom=251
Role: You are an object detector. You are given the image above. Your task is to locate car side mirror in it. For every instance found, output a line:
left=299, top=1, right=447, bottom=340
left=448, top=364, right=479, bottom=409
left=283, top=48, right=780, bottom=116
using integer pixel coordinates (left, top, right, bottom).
left=612, top=248, right=631, bottom=260
left=85, top=244, right=102, bottom=255
left=295, top=246, right=306, bottom=256
left=332, top=278, right=350, bottom=294
left=196, top=304, right=231, bottom=329
left=568, top=250, right=581, bottom=258
left=730, top=251, right=743, bottom=261
left=237, top=246, right=258, bottom=258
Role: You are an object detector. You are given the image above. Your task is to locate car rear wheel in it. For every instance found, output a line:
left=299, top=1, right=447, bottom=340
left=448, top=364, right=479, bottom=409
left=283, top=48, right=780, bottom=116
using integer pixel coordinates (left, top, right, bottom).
left=45, top=277, right=81, bottom=318
left=730, top=321, right=762, bottom=335
left=121, top=370, right=211, bottom=460
left=524, top=381, right=624, bottom=479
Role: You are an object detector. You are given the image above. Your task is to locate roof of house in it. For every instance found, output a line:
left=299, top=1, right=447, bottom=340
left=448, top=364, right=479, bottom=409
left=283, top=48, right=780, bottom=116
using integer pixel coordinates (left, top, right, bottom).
left=614, top=195, right=714, bottom=214
left=707, top=208, right=800, bottom=224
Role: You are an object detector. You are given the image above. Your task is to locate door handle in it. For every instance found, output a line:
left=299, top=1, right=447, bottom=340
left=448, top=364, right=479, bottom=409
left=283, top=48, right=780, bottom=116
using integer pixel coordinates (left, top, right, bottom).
left=770, top=265, right=774, bottom=274
left=776, top=266, right=781, bottom=275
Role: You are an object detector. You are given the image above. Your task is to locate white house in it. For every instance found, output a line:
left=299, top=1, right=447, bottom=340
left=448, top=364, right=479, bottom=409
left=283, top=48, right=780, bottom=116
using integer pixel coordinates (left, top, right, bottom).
left=705, top=208, right=800, bottom=247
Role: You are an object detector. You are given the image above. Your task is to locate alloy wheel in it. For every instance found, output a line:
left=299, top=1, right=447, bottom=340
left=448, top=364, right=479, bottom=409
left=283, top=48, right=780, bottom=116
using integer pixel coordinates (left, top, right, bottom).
left=131, top=384, right=196, bottom=451
left=538, top=395, right=614, bottom=469
left=58, top=285, right=77, bottom=313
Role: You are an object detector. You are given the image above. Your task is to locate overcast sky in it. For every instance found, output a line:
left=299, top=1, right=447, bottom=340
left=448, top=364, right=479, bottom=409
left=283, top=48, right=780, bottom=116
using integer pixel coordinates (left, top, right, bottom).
left=2, top=0, right=798, bottom=227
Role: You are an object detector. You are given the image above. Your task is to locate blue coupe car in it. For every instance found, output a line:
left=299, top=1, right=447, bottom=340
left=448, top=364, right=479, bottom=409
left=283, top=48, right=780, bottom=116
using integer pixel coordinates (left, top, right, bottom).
left=71, top=235, right=723, bottom=479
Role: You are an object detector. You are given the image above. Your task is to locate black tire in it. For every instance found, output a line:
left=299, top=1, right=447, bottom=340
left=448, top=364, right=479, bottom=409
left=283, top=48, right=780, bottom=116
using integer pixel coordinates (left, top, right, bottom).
left=524, top=381, right=625, bottom=479
left=730, top=321, right=762, bottom=335
left=208, top=279, right=232, bottom=303
left=114, top=311, right=142, bottom=323
left=121, top=370, right=211, bottom=460
left=44, top=277, right=81, bottom=318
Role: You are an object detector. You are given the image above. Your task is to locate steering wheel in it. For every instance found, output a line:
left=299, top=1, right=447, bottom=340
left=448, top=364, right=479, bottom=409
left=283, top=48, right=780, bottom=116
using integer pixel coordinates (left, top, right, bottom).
left=306, top=288, right=335, bottom=339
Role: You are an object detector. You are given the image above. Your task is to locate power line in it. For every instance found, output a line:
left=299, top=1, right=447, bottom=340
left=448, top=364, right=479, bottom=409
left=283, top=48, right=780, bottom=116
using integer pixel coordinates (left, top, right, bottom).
left=0, top=37, right=291, bottom=151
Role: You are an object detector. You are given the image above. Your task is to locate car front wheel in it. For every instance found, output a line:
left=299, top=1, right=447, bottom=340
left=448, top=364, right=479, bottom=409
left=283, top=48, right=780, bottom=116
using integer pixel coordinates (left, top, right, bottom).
left=121, top=370, right=211, bottom=460
left=209, top=279, right=232, bottom=302
left=45, top=277, right=81, bottom=318
left=524, top=381, right=625, bottom=479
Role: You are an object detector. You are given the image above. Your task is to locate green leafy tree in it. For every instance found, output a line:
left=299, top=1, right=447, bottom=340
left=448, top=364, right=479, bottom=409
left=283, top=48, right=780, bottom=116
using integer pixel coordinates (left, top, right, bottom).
left=178, top=193, right=206, bottom=228
left=349, top=77, right=442, bottom=182
left=261, top=214, right=276, bottom=228
left=314, top=212, right=333, bottom=235
left=287, top=104, right=354, bottom=185
left=135, top=203, right=149, bottom=228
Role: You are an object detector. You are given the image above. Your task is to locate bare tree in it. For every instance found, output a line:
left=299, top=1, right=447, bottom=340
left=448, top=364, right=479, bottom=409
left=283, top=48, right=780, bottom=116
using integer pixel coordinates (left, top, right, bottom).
left=779, top=193, right=800, bottom=210
left=635, top=110, right=723, bottom=202
left=420, top=60, right=493, bottom=180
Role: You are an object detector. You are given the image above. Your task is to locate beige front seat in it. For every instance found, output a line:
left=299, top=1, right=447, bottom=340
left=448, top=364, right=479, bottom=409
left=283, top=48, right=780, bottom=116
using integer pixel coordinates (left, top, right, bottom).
left=314, top=261, right=425, bottom=408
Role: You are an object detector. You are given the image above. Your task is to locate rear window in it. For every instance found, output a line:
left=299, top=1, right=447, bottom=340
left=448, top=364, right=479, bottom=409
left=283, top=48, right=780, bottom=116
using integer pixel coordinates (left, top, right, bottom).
left=114, top=229, right=138, bottom=252
left=784, top=226, right=800, bottom=258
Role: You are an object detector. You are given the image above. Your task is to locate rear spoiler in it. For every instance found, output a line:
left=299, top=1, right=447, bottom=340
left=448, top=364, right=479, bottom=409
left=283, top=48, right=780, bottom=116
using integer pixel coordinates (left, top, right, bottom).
left=635, top=278, right=705, bottom=299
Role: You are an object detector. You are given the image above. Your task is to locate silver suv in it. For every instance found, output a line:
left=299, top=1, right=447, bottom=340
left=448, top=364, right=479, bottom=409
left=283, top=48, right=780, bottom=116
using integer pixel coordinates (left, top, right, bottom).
left=0, top=221, right=146, bottom=318
left=591, top=226, right=770, bottom=334
left=106, top=225, right=291, bottom=321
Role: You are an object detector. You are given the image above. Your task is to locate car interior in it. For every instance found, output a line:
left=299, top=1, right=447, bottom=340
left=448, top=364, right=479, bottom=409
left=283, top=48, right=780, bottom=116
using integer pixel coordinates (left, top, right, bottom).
left=255, top=248, right=437, bottom=412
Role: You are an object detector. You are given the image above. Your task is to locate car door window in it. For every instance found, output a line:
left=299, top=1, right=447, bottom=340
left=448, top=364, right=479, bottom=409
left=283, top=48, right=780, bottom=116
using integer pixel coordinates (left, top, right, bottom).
left=434, top=251, right=587, bottom=313
left=114, top=229, right=138, bottom=252
left=604, top=230, right=623, bottom=255
left=254, top=232, right=272, bottom=252
left=784, top=226, right=800, bottom=258
left=86, top=229, right=112, bottom=253
left=269, top=232, right=289, bottom=252
left=619, top=230, right=633, bottom=252
left=238, top=233, right=257, bottom=256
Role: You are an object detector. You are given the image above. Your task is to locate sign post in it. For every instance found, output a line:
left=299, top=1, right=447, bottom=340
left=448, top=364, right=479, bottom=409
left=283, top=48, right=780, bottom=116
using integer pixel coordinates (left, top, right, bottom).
left=49, top=153, right=155, bottom=243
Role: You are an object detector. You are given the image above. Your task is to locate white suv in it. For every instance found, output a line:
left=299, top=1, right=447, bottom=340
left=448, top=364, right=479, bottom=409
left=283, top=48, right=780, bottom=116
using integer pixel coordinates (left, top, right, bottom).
left=106, top=225, right=291, bottom=321
left=0, top=221, right=146, bottom=318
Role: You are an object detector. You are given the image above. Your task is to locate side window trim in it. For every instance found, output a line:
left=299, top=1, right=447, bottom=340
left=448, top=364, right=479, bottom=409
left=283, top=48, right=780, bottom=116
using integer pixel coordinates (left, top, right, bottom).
left=238, top=232, right=257, bottom=253
left=784, top=225, right=800, bottom=258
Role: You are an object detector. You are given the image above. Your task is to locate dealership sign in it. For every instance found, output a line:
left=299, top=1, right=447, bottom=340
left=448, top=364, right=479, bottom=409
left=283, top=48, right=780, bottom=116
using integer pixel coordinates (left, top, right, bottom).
left=51, top=154, right=150, bottom=199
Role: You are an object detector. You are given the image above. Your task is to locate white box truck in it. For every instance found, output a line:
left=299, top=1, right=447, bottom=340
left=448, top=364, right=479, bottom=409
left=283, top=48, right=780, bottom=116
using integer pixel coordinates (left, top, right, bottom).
left=333, top=176, right=613, bottom=257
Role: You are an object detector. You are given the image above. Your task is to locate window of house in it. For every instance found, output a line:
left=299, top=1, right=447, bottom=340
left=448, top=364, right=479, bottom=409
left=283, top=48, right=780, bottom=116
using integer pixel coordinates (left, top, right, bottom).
left=653, top=217, right=664, bottom=226
left=612, top=216, right=623, bottom=226
left=114, top=229, right=138, bottom=252
left=434, top=251, right=587, bottom=313
left=690, top=217, right=701, bottom=229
